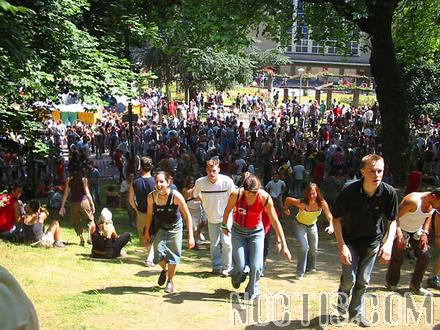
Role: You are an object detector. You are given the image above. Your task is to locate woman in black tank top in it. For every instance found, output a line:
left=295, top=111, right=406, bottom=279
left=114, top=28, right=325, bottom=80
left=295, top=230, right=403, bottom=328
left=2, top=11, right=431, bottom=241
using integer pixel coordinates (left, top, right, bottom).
left=144, top=171, right=195, bottom=294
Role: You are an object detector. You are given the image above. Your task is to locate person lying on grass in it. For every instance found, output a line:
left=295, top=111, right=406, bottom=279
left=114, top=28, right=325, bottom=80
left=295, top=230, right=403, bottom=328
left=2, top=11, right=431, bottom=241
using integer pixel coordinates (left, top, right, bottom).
left=21, top=200, right=65, bottom=248
left=90, top=208, right=131, bottom=259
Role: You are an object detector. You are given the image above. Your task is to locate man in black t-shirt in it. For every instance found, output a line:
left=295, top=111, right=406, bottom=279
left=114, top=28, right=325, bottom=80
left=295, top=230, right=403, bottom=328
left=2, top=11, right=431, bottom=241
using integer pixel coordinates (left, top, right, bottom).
left=332, top=154, right=398, bottom=326
left=129, top=156, right=155, bottom=265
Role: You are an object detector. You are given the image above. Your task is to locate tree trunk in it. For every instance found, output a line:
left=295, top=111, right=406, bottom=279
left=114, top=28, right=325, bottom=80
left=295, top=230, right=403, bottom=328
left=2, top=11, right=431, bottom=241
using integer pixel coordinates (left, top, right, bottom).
left=369, top=12, right=409, bottom=184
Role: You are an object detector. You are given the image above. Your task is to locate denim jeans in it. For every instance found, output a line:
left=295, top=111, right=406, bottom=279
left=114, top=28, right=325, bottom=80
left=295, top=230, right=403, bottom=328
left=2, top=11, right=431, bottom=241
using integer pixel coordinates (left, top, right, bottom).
left=293, top=220, right=318, bottom=276
left=293, top=179, right=303, bottom=198
left=231, top=223, right=264, bottom=299
left=338, top=243, right=380, bottom=318
left=208, top=222, right=232, bottom=271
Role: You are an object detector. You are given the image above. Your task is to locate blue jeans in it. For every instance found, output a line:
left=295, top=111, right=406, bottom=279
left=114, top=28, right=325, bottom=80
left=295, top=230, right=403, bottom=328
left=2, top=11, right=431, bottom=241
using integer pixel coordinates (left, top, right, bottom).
left=153, top=220, right=183, bottom=265
left=338, top=243, right=380, bottom=318
left=293, top=220, right=318, bottom=277
left=231, top=223, right=264, bottom=299
left=293, top=179, right=303, bottom=198
left=208, top=222, right=232, bottom=271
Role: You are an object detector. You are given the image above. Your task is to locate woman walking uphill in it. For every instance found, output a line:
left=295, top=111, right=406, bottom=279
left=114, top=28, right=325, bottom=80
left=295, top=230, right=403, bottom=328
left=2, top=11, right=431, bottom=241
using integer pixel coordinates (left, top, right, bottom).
left=59, top=161, right=95, bottom=246
left=144, top=171, right=195, bottom=293
left=222, top=173, right=292, bottom=300
left=284, top=183, right=333, bottom=279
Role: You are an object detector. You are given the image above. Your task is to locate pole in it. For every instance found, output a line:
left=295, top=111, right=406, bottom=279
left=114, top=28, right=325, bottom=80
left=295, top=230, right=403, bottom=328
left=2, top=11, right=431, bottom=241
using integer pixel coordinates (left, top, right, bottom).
left=128, top=102, right=136, bottom=175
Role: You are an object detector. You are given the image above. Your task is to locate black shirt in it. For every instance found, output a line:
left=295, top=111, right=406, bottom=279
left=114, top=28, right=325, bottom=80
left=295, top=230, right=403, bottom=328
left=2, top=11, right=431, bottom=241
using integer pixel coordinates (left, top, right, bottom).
left=333, top=179, right=398, bottom=246
left=132, top=176, right=155, bottom=213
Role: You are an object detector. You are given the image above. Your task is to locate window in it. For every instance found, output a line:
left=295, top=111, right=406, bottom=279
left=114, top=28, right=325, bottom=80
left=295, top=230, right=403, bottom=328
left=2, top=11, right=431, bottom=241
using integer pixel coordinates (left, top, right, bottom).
left=350, top=41, right=359, bottom=56
left=326, top=40, right=337, bottom=54
left=295, top=39, right=309, bottom=53
left=311, top=41, right=323, bottom=54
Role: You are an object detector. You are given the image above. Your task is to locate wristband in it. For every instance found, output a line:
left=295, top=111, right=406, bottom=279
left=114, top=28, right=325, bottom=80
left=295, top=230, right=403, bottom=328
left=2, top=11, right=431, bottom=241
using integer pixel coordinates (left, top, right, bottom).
left=221, top=223, right=229, bottom=231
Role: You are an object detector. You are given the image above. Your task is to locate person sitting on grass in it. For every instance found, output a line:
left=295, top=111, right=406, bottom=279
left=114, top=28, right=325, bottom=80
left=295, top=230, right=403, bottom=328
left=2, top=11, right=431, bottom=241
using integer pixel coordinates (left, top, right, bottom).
left=90, top=208, right=131, bottom=259
left=22, top=200, right=65, bottom=248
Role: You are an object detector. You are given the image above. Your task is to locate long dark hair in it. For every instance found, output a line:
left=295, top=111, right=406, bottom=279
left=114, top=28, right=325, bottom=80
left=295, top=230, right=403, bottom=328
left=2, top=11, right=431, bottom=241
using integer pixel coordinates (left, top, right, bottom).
left=302, top=183, right=324, bottom=207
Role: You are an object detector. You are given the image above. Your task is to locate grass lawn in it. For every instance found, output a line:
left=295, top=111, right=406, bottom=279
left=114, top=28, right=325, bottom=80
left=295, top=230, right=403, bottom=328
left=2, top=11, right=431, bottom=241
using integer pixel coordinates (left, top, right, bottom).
left=1, top=199, right=439, bottom=329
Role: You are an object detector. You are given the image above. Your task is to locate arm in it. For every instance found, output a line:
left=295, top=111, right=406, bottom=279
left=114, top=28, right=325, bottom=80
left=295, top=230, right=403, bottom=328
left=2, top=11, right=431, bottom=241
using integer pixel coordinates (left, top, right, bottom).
left=82, top=178, right=95, bottom=214
left=264, top=193, right=292, bottom=262
left=321, top=200, right=334, bottom=234
left=59, top=177, right=71, bottom=217
left=13, top=201, right=22, bottom=223
left=419, top=215, right=432, bottom=251
left=175, top=192, right=195, bottom=249
left=143, top=193, right=154, bottom=244
left=128, top=179, right=137, bottom=212
left=435, top=213, right=440, bottom=249
left=333, top=216, right=352, bottom=265
left=283, top=196, right=302, bottom=215
left=221, top=190, right=238, bottom=236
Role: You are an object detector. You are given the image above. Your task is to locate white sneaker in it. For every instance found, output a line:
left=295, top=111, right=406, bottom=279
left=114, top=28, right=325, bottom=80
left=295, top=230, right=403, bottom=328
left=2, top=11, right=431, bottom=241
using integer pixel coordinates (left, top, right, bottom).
left=199, top=233, right=206, bottom=241
left=119, top=250, right=127, bottom=257
left=144, top=260, right=155, bottom=267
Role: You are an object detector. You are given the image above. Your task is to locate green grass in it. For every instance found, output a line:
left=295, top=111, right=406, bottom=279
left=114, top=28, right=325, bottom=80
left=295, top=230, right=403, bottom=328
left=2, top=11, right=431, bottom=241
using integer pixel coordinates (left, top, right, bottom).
left=1, top=200, right=438, bottom=329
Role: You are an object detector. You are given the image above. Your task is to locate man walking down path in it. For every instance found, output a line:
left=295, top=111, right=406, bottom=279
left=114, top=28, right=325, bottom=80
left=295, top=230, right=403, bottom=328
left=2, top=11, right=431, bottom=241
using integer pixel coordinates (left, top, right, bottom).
left=332, top=154, right=398, bottom=327
left=129, top=156, right=155, bottom=265
left=193, top=157, right=235, bottom=276
left=386, top=190, right=440, bottom=295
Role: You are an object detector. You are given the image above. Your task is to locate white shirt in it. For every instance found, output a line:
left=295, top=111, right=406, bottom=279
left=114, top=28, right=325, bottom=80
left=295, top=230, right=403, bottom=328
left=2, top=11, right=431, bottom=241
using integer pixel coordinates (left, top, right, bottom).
left=265, top=180, right=286, bottom=198
left=193, top=174, right=235, bottom=224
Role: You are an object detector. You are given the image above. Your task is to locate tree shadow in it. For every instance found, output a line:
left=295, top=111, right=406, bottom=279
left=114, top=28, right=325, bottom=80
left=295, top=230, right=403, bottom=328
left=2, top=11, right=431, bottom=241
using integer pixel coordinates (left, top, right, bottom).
left=162, top=288, right=234, bottom=304
left=82, top=285, right=160, bottom=295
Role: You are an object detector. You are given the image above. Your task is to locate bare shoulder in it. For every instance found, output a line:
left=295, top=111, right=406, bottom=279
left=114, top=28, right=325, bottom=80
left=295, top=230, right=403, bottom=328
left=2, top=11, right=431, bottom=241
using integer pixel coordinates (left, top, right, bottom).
left=258, top=189, right=269, bottom=199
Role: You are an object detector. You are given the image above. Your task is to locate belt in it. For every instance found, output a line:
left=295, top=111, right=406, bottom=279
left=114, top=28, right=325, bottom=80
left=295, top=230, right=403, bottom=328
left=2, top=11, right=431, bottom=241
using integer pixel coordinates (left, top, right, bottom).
left=295, top=218, right=316, bottom=228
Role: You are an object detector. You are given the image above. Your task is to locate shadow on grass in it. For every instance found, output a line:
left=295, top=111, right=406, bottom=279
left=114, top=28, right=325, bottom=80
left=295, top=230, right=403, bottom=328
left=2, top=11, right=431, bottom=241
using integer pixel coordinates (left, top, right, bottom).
left=76, top=253, right=146, bottom=266
left=82, top=285, right=161, bottom=295
left=243, top=315, right=328, bottom=330
left=163, top=288, right=234, bottom=304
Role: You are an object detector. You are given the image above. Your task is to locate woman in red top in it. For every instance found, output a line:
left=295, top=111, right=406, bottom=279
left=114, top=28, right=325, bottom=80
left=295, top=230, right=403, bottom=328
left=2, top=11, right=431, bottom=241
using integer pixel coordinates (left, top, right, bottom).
left=222, top=173, right=292, bottom=299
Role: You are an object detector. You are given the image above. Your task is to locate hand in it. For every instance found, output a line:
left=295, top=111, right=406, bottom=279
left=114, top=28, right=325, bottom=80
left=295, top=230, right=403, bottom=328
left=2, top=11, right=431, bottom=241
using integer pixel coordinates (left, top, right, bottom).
left=396, top=230, right=407, bottom=250
left=283, top=208, right=290, bottom=216
left=91, top=205, right=95, bottom=214
left=187, top=235, right=195, bottom=249
left=143, top=231, right=151, bottom=244
left=281, top=246, right=292, bottom=262
left=59, top=206, right=65, bottom=217
left=222, top=227, right=230, bottom=236
left=325, top=224, right=334, bottom=234
left=419, top=233, right=428, bottom=251
left=339, top=244, right=352, bottom=265
left=378, top=244, right=392, bottom=264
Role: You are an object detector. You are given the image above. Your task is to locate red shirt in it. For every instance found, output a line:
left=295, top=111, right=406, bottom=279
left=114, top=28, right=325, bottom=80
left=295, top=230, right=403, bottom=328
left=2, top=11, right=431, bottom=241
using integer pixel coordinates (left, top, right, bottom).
left=406, top=171, right=422, bottom=194
left=233, top=191, right=265, bottom=229
left=0, top=194, right=17, bottom=232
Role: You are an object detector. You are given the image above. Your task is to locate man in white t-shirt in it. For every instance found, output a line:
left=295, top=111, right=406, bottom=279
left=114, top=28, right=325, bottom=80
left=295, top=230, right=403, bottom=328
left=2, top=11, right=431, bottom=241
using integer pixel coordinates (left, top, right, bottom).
left=292, top=162, right=306, bottom=197
left=265, top=173, right=286, bottom=217
left=193, top=157, right=235, bottom=276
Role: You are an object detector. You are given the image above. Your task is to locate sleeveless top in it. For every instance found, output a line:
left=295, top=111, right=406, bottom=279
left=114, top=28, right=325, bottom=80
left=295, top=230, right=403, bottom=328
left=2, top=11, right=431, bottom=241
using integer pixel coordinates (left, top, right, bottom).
left=153, top=190, right=181, bottom=230
left=296, top=207, right=322, bottom=226
left=233, top=189, right=267, bottom=229
left=399, top=198, right=435, bottom=233
left=70, top=176, right=86, bottom=203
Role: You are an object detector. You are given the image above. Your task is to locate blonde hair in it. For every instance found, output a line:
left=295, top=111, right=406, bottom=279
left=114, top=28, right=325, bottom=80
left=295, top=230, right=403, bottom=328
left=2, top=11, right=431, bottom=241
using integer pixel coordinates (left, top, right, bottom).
left=360, top=154, right=384, bottom=169
left=98, top=222, right=115, bottom=239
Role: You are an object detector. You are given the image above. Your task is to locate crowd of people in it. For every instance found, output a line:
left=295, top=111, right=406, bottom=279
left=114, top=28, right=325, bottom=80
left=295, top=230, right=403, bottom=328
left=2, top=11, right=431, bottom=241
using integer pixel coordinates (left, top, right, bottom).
left=1, top=89, right=440, bottom=327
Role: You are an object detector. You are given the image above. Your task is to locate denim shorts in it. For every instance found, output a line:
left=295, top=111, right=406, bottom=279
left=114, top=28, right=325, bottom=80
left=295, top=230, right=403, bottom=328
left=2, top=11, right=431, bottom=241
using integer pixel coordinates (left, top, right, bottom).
left=153, top=220, right=183, bottom=265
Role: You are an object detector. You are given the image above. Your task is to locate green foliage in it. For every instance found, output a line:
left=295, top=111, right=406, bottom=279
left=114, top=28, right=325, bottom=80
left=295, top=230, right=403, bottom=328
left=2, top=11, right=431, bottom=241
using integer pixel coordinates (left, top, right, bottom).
left=248, top=48, right=290, bottom=71
left=393, top=0, right=440, bottom=65
left=402, top=59, right=440, bottom=119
